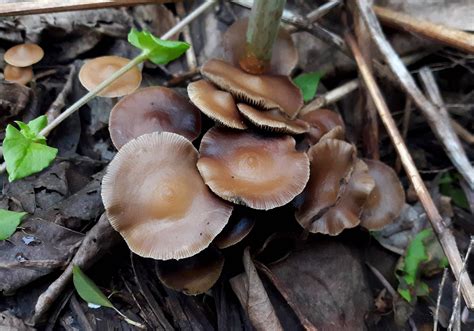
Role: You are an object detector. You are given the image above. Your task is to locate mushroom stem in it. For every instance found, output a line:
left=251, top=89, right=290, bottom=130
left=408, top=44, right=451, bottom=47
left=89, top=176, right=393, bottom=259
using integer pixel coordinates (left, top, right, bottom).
left=239, top=0, right=286, bottom=74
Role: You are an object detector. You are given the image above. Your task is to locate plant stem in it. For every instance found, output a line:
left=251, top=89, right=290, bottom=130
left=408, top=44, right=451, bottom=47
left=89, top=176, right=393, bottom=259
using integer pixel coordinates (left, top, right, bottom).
left=113, top=307, right=145, bottom=329
left=239, top=0, right=286, bottom=74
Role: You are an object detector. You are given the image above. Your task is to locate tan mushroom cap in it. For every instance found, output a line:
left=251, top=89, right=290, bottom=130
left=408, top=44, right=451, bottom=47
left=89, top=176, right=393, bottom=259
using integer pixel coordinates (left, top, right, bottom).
left=109, top=86, right=201, bottom=149
left=198, top=127, right=310, bottom=210
left=102, top=132, right=233, bottom=260
left=79, top=56, right=142, bottom=98
left=309, top=159, right=375, bottom=235
left=222, top=18, right=298, bottom=76
left=4, top=44, right=44, bottom=67
left=299, top=109, right=345, bottom=144
left=214, top=211, right=255, bottom=249
left=201, top=59, right=303, bottom=119
left=237, top=104, right=309, bottom=134
left=187, top=80, right=246, bottom=130
left=4, top=65, right=33, bottom=85
left=295, top=138, right=355, bottom=229
left=360, top=159, right=405, bottom=230
left=155, top=246, right=224, bottom=295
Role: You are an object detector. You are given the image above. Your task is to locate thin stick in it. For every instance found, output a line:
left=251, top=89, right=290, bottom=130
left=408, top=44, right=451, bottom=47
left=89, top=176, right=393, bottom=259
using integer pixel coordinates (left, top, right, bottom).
left=176, top=2, right=198, bottom=72
left=450, top=120, right=474, bottom=145
left=344, top=31, right=474, bottom=309
left=434, top=268, right=448, bottom=331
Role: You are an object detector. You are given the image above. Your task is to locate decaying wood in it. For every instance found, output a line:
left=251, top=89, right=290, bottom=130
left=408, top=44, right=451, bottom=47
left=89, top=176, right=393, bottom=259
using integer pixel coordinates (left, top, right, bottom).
left=344, top=31, right=474, bottom=309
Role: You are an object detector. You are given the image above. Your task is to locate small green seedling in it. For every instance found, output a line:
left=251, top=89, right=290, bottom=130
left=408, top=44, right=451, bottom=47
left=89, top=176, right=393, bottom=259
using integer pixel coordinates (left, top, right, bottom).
left=439, top=171, right=469, bottom=210
left=293, top=71, right=322, bottom=103
left=0, top=209, right=27, bottom=240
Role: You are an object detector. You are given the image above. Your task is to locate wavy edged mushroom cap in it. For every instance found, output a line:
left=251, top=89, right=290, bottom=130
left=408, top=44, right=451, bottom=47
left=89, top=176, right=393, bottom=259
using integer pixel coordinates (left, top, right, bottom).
left=295, top=138, right=355, bottom=229
left=300, top=109, right=345, bottom=144
left=4, top=44, right=44, bottom=67
left=102, top=132, right=233, bottom=260
left=4, top=65, right=33, bottom=85
left=201, top=59, right=303, bottom=119
left=109, top=86, right=201, bottom=149
left=197, top=127, right=310, bottom=210
left=214, top=209, right=255, bottom=249
left=360, top=159, right=405, bottom=230
left=237, top=104, right=309, bottom=134
left=79, top=56, right=142, bottom=98
left=309, top=159, right=375, bottom=235
left=187, top=80, right=246, bottom=130
left=222, top=18, right=298, bottom=75
left=155, top=246, right=224, bottom=295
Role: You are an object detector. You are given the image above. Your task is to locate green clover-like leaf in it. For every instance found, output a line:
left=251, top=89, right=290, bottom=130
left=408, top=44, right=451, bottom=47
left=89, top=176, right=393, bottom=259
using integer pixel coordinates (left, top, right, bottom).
left=128, top=28, right=190, bottom=65
left=293, top=71, right=322, bottom=102
left=73, top=265, right=114, bottom=308
left=0, top=209, right=27, bottom=240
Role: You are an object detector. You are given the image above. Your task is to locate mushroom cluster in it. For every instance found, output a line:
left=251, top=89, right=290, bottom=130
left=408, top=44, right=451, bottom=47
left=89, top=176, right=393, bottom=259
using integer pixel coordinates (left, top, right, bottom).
left=101, top=19, right=405, bottom=295
left=3, top=44, right=44, bottom=85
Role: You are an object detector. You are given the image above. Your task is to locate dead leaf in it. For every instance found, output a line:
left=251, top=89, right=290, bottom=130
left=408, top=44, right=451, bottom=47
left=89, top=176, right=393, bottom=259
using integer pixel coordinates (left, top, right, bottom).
left=0, top=311, right=34, bottom=331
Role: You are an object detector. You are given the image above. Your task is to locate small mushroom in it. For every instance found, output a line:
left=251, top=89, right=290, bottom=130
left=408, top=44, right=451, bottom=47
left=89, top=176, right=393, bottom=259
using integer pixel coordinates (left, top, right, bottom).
left=214, top=209, right=255, bottom=249
left=222, top=18, right=298, bottom=75
left=109, top=86, right=201, bottom=149
left=360, top=159, right=405, bottom=230
left=155, top=246, right=224, bottom=295
left=4, top=44, right=44, bottom=67
left=237, top=104, right=309, bottom=134
left=299, top=109, right=345, bottom=144
left=3, top=64, right=33, bottom=85
left=187, top=79, right=247, bottom=130
left=102, top=132, right=233, bottom=260
left=79, top=56, right=142, bottom=98
left=197, top=127, right=310, bottom=210
left=201, top=59, right=303, bottom=119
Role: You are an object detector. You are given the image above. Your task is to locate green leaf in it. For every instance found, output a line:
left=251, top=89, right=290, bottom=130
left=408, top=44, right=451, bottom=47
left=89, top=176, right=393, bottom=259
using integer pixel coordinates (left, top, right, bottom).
left=439, top=172, right=469, bottom=209
left=73, top=265, right=114, bottom=308
left=128, top=28, right=190, bottom=65
left=293, top=71, right=322, bottom=102
left=0, top=209, right=27, bottom=240
left=3, top=116, right=58, bottom=182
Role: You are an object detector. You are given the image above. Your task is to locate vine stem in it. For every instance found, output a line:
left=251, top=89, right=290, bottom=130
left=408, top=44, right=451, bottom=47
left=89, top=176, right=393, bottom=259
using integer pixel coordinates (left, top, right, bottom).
left=113, top=306, right=146, bottom=329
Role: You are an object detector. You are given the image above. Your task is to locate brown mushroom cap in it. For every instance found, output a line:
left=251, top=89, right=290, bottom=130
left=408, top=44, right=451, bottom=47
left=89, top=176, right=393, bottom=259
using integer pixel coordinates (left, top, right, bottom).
left=4, top=44, right=44, bottom=67
left=360, top=159, right=405, bottom=230
left=299, top=109, right=345, bottom=144
left=187, top=80, right=246, bottom=130
left=197, top=127, right=310, bottom=210
left=102, top=132, right=233, bottom=260
left=155, top=246, right=224, bottom=295
left=237, top=104, right=309, bottom=134
left=201, top=59, right=303, bottom=119
left=79, top=56, right=142, bottom=98
left=109, top=86, right=201, bottom=149
left=222, top=18, right=298, bottom=76
left=4, top=65, right=33, bottom=85
left=214, top=210, right=255, bottom=249
left=295, top=138, right=355, bottom=228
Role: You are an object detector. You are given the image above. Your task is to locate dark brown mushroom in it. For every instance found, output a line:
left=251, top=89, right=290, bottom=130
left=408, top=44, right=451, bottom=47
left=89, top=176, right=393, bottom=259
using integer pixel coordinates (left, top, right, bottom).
left=3, top=65, right=33, bottom=85
left=197, top=127, right=310, bottom=210
left=214, top=209, right=255, bottom=249
left=4, top=44, right=44, bottom=67
left=299, top=109, right=345, bottom=144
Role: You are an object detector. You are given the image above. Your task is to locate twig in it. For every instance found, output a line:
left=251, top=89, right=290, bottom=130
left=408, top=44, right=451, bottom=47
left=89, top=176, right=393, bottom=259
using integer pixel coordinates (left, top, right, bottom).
left=176, top=2, right=198, bottom=72
left=395, top=98, right=412, bottom=173
left=45, top=65, right=76, bottom=124
left=450, top=120, right=474, bottom=145
left=344, top=30, right=474, bottom=309
left=434, top=268, right=448, bottom=331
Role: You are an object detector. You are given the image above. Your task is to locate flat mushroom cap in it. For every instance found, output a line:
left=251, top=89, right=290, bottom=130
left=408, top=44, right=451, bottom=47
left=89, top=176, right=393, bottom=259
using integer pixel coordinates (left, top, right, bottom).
left=360, top=159, right=405, bottom=230
left=300, top=109, right=345, bottom=144
left=4, top=65, right=33, bottom=85
left=155, top=246, right=224, bottom=295
left=222, top=18, right=298, bottom=76
left=197, top=127, right=310, bottom=210
left=109, top=86, right=201, bottom=149
left=214, top=211, right=255, bottom=249
left=295, top=138, right=355, bottom=228
left=187, top=80, right=246, bottom=130
left=79, top=56, right=142, bottom=98
left=237, top=104, right=309, bottom=134
left=309, top=159, right=375, bottom=235
left=201, top=59, right=303, bottom=119
left=102, top=132, right=233, bottom=260
left=4, top=44, right=44, bottom=67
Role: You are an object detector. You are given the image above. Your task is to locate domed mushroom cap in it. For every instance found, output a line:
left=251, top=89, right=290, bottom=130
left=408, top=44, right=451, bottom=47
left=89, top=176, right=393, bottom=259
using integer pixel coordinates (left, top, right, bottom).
left=155, top=246, right=224, bottom=295
left=300, top=109, right=345, bottom=144
left=79, top=56, right=142, bottom=98
left=201, top=59, right=303, bottom=119
left=295, top=138, right=355, bottom=229
left=109, top=86, right=201, bottom=149
left=197, top=127, right=310, bottom=210
left=214, top=210, right=255, bottom=249
left=360, top=159, right=405, bottom=230
left=237, top=104, right=309, bottom=134
left=102, top=132, right=233, bottom=260
left=4, top=44, right=44, bottom=67
left=222, top=18, right=298, bottom=76
left=187, top=80, right=246, bottom=130
left=4, top=65, right=33, bottom=85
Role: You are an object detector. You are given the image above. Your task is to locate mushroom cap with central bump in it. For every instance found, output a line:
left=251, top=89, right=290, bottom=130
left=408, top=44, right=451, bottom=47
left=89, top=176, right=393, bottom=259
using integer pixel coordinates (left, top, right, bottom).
left=102, top=132, right=233, bottom=260
left=201, top=59, right=303, bottom=119
left=197, top=127, right=310, bottom=210
left=4, top=44, right=44, bottom=67
left=109, top=86, right=201, bottom=149
left=4, top=65, right=33, bottom=85
left=79, top=56, right=142, bottom=98
left=187, top=80, right=246, bottom=130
